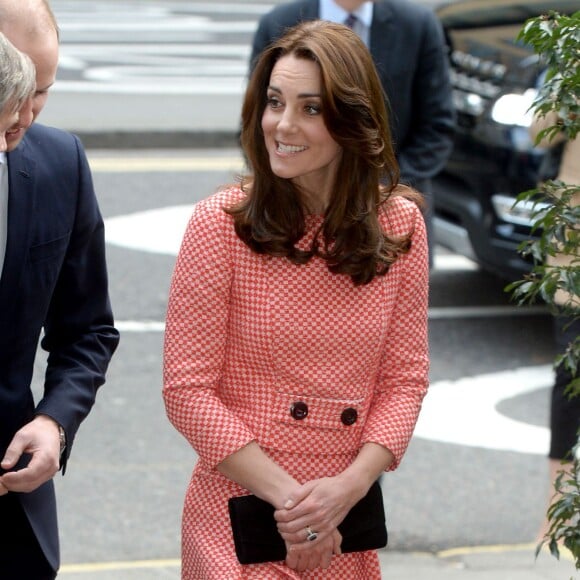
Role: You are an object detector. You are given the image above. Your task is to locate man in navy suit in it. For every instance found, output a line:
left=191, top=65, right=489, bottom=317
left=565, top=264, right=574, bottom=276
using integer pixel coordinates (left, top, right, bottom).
left=250, top=0, right=455, bottom=264
left=0, top=1, right=119, bottom=578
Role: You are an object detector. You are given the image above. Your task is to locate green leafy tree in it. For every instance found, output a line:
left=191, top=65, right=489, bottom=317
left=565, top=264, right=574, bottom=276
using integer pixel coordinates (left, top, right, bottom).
left=507, top=10, right=580, bottom=570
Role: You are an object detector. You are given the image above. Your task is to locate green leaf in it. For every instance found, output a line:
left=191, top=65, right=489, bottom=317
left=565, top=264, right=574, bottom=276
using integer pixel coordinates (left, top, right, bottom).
left=513, top=11, right=580, bottom=570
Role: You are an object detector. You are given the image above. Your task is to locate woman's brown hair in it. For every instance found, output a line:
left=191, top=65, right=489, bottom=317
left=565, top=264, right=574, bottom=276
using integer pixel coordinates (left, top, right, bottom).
left=228, top=20, right=420, bottom=285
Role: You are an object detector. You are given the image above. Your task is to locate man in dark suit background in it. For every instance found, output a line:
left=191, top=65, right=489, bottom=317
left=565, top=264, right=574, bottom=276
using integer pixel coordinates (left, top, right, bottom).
left=250, top=0, right=455, bottom=264
left=0, top=1, right=119, bottom=578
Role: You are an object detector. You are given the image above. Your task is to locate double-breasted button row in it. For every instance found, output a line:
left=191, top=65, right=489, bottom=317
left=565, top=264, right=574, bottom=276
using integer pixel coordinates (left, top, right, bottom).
left=289, top=401, right=358, bottom=425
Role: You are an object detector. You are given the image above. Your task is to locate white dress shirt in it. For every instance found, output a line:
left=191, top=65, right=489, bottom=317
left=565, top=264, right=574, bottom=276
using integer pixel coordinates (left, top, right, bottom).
left=319, top=0, right=374, bottom=46
left=0, top=152, right=7, bottom=277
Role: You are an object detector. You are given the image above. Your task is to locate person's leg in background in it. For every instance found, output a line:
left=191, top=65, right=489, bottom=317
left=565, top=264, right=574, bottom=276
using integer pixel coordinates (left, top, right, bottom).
left=538, top=313, right=580, bottom=542
left=407, top=177, right=434, bottom=270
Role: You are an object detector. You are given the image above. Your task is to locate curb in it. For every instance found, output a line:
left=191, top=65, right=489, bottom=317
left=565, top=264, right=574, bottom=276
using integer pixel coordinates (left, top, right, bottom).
left=74, top=131, right=239, bottom=150
left=58, top=544, right=575, bottom=574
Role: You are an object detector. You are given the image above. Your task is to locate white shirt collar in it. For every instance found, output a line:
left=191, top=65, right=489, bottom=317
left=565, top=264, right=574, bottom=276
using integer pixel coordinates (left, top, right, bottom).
left=320, top=0, right=374, bottom=29
left=0, top=152, right=6, bottom=165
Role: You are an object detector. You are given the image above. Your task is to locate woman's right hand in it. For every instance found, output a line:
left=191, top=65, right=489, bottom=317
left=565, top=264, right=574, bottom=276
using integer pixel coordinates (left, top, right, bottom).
left=274, top=476, right=362, bottom=547
left=285, top=528, right=342, bottom=572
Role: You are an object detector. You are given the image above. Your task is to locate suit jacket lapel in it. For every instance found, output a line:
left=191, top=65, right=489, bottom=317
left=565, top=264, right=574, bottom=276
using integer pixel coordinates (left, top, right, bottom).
left=0, top=141, right=36, bottom=302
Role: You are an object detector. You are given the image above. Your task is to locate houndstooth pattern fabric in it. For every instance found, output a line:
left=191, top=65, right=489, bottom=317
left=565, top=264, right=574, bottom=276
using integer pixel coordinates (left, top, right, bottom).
left=163, top=186, right=429, bottom=579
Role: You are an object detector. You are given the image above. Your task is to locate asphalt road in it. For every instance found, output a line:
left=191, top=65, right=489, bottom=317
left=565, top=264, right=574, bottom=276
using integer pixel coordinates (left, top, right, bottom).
left=38, top=149, right=556, bottom=573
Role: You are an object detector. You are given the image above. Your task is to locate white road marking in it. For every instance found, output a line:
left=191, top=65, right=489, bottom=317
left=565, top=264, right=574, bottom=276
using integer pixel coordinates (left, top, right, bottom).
left=434, top=253, right=479, bottom=271
left=106, top=205, right=194, bottom=255
left=53, top=1, right=262, bottom=94
left=115, top=320, right=166, bottom=332
left=414, top=365, right=551, bottom=455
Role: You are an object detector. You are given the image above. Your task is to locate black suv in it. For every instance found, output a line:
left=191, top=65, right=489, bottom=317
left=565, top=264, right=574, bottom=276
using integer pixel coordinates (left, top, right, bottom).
left=432, top=0, right=578, bottom=281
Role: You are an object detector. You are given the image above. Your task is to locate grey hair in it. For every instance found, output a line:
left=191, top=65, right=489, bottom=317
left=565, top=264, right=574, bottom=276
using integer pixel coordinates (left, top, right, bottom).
left=0, top=31, right=36, bottom=113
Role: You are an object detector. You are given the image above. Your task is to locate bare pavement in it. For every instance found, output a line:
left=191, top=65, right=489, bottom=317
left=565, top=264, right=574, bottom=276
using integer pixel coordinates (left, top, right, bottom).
left=42, top=1, right=577, bottom=578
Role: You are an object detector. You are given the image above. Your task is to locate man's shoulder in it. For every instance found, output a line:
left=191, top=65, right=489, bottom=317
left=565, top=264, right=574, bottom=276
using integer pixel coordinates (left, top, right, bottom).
left=12, top=124, right=88, bottom=177
left=260, top=0, right=317, bottom=25
left=375, top=0, right=436, bottom=22
left=23, top=123, right=80, bottom=149
left=16, top=124, right=86, bottom=165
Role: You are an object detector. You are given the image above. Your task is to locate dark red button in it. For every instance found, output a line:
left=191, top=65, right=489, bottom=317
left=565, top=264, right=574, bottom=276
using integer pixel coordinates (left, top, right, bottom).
left=341, top=407, right=358, bottom=426
left=290, top=401, right=308, bottom=420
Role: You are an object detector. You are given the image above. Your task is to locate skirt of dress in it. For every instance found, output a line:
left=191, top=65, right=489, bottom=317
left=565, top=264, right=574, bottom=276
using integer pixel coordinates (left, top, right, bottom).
left=180, top=451, right=383, bottom=579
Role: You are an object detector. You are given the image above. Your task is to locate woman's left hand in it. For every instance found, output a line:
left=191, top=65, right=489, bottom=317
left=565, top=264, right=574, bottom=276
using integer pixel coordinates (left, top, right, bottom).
left=285, top=528, right=342, bottom=572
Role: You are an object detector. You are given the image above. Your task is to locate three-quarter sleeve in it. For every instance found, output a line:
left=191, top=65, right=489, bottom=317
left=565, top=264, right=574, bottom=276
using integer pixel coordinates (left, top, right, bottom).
left=361, top=199, right=430, bottom=469
left=163, top=192, right=255, bottom=469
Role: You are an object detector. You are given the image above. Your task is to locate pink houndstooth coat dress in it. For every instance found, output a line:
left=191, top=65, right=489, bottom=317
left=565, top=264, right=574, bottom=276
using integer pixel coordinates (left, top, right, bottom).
left=163, top=186, right=429, bottom=579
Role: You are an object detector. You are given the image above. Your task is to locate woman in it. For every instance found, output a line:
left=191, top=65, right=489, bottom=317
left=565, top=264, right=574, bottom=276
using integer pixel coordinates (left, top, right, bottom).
left=529, top=109, right=580, bottom=541
left=163, top=20, right=429, bottom=578
left=0, top=32, right=35, bottom=150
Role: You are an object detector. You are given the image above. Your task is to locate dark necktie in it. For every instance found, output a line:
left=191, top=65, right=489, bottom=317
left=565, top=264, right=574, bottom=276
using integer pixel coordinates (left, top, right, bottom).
left=344, top=13, right=357, bottom=29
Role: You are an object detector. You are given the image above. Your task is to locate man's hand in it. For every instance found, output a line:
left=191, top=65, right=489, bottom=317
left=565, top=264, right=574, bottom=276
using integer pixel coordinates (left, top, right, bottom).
left=0, top=415, right=61, bottom=494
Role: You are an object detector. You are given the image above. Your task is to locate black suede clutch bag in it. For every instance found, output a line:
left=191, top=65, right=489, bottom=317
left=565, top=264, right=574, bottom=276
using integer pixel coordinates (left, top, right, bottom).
left=228, top=480, right=387, bottom=565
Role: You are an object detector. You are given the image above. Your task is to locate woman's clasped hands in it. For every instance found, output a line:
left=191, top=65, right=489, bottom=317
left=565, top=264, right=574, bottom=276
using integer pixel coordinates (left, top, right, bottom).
left=274, top=476, right=363, bottom=572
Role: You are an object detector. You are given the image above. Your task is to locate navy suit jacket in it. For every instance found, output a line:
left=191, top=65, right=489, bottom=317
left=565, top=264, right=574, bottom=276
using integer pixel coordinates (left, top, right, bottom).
left=250, top=0, right=456, bottom=188
left=0, top=123, right=119, bottom=571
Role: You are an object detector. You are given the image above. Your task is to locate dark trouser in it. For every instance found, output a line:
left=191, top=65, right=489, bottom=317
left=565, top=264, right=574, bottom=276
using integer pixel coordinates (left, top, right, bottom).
left=0, top=493, right=56, bottom=579
left=404, top=177, right=434, bottom=269
left=549, top=314, right=580, bottom=460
